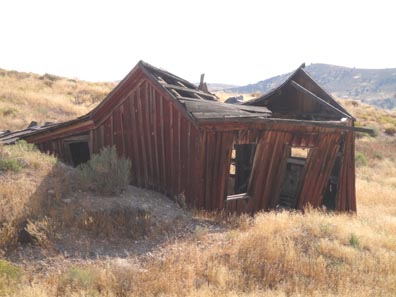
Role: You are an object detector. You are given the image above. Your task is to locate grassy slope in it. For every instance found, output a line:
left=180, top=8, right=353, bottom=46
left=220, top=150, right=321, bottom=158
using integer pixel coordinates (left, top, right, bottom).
left=0, top=70, right=396, bottom=296
left=0, top=68, right=115, bottom=131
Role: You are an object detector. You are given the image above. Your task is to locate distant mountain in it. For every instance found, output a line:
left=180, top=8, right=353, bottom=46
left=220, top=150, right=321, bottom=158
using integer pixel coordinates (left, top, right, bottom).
left=226, top=64, right=396, bottom=109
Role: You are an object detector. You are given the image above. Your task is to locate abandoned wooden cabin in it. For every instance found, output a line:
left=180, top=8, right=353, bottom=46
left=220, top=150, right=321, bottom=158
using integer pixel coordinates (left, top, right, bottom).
left=0, top=61, right=358, bottom=213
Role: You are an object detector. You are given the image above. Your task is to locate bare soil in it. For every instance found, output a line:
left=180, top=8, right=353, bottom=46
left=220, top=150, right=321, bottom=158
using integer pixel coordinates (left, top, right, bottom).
left=5, top=185, right=229, bottom=275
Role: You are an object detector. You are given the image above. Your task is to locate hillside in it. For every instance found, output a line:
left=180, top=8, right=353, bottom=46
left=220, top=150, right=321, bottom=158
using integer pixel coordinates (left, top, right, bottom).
left=227, top=64, right=396, bottom=109
left=0, top=68, right=115, bottom=131
left=206, top=83, right=240, bottom=92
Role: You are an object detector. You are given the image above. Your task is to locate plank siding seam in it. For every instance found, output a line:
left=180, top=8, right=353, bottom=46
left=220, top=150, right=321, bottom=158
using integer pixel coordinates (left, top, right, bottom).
left=159, top=96, right=167, bottom=192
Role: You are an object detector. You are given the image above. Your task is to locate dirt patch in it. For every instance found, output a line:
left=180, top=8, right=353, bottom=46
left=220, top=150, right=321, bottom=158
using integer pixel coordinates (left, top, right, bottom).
left=5, top=185, right=229, bottom=274
left=52, top=186, right=195, bottom=258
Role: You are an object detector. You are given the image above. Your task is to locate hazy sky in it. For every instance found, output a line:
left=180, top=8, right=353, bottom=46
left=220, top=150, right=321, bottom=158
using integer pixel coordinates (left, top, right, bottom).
left=0, top=0, right=395, bottom=85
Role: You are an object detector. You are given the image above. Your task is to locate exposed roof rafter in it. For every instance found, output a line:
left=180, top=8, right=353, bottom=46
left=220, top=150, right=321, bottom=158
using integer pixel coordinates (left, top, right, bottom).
left=290, top=80, right=352, bottom=119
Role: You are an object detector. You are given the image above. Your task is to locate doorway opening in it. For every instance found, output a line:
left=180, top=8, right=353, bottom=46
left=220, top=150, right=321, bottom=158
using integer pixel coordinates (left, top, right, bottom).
left=277, top=147, right=310, bottom=209
left=69, top=141, right=90, bottom=167
left=322, top=145, right=343, bottom=210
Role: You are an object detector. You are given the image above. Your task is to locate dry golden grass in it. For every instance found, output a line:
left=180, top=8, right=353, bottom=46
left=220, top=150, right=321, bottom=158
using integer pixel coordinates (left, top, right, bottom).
left=0, top=69, right=115, bottom=131
left=0, top=142, right=69, bottom=250
left=341, top=99, right=396, bottom=133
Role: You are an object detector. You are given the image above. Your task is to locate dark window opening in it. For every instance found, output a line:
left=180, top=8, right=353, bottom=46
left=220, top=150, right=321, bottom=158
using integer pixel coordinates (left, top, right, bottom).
left=322, top=154, right=341, bottom=210
left=69, top=142, right=90, bottom=167
left=227, top=144, right=256, bottom=197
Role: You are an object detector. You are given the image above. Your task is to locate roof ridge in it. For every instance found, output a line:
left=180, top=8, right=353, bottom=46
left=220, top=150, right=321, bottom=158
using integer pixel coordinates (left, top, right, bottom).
left=243, top=64, right=304, bottom=106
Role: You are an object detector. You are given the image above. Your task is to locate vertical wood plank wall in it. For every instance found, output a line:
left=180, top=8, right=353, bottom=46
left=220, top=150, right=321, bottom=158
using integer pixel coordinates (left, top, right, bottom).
left=335, top=131, right=356, bottom=212
left=91, top=77, right=202, bottom=208
left=196, top=128, right=356, bottom=214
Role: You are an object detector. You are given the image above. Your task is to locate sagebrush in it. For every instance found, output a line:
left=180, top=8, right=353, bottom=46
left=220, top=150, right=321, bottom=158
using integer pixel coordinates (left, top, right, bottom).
left=76, top=146, right=131, bottom=195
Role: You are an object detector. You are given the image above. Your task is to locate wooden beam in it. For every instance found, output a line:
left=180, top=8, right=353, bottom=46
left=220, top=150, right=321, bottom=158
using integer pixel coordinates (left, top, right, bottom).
left=290, top=80, right=352, bottom=119
left=26, top=120, right=95, bottom=143
left=162, top=83, right=217, bottom=100
left=192, top=112, right=268, bottom=120
left=177, top=97, right=204, bottom=102
left=226, top=193, right=251, bottom=201
left=199, top=118, right=365, bottom=133
left=354, top=126, right=375, bottom=135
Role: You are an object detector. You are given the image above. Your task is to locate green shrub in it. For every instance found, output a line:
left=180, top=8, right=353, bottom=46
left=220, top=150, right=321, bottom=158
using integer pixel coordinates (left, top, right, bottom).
left=0, top=107, right=18, bottom=117
left=356, top=131, right=370, bottom=139
left=0, top=158, right=22, bottom=172
left=355, top=152, right=368, bottom=167
left=349, top=233, right=360, bottom=249
left=15, top=139, right=37, bottom=152
left=0, top=141, right=36, bottom=172
left=39, top=73, right=61, bottom=82
left=63, top=267, right=96, bottom=288
left=0, top=259, right=23, bottom=295
left=374, top=151, right=383, bottom=160
left=77, top=146, right=131, bottom=195
left=0, top=260, right=23, bottom=280
left=57, top=267, right=101, bottom=296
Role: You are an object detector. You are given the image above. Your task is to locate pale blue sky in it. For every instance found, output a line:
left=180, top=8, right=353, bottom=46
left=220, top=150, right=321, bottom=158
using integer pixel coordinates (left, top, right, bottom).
left=0, top=0, right=395, bottom=85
